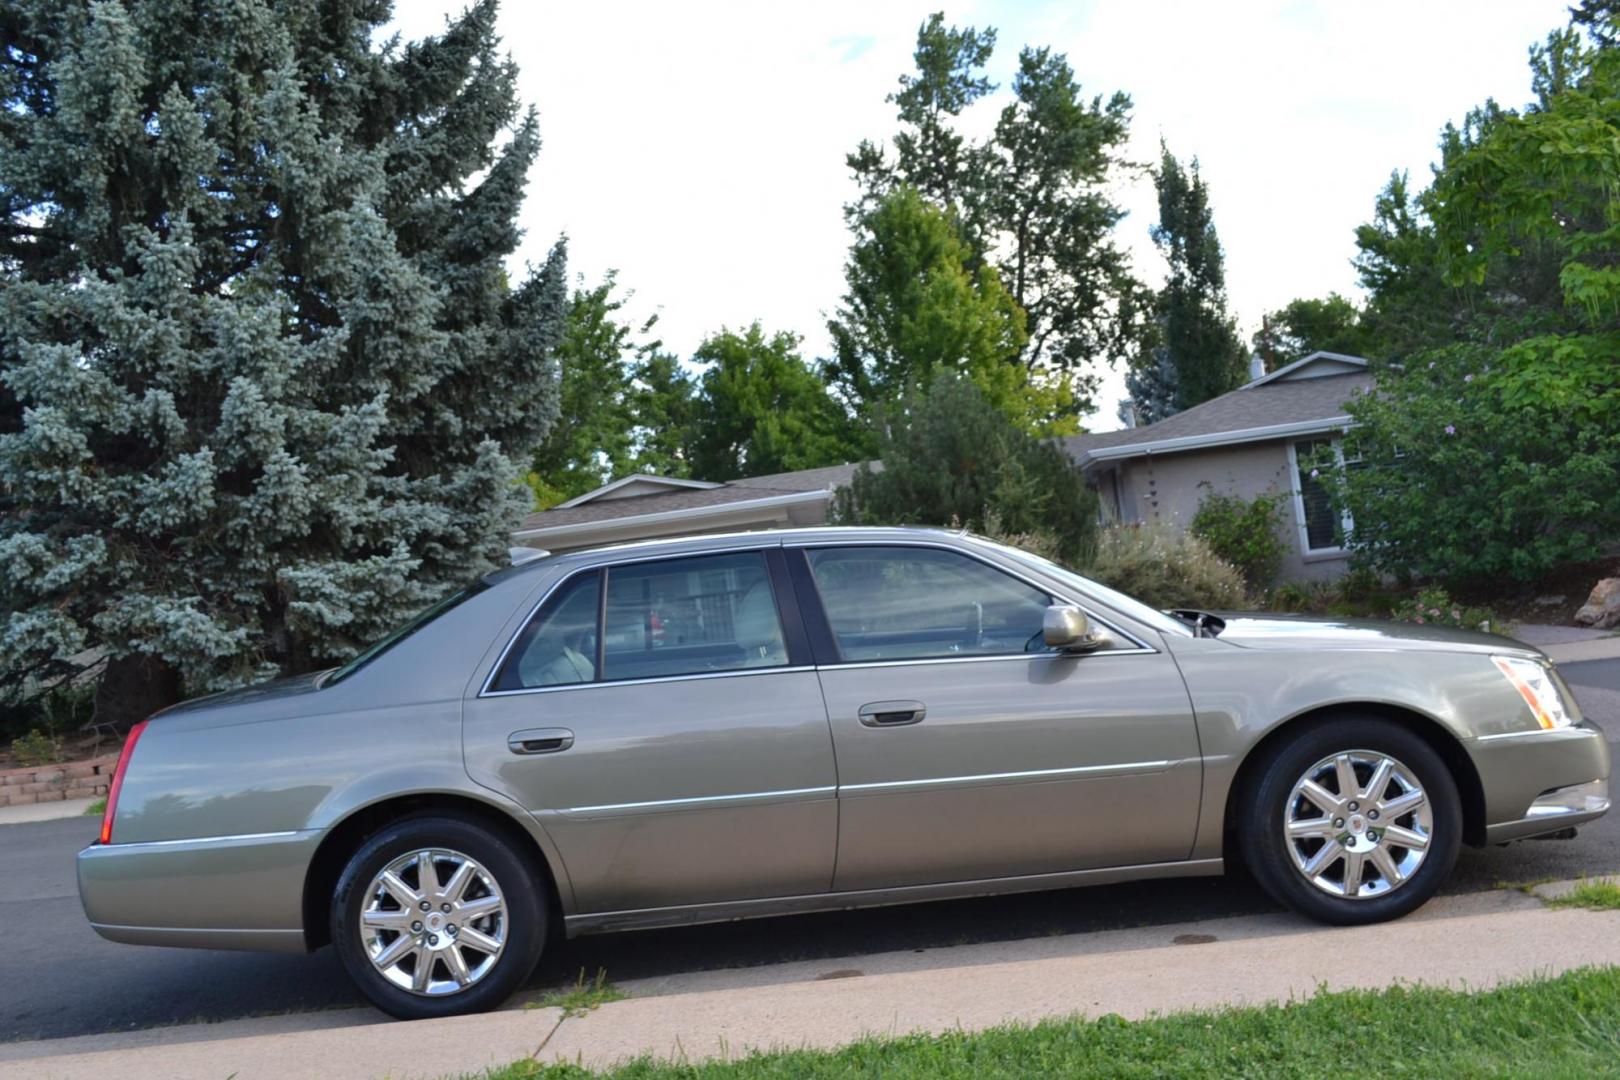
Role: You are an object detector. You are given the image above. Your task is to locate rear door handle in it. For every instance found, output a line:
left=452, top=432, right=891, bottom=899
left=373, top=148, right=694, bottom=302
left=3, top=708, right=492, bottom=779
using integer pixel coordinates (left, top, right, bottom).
left=858, top=701, right=926, bottom=727
left=508, top=728, right=575, bottom=755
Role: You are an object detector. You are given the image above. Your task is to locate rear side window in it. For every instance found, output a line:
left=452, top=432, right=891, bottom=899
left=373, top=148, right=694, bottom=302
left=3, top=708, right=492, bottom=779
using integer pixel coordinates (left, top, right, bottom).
left=807, top=546, right=1052, bottom=662
left=490, top=571, right=601, bottom=691
left=603, top=552, right=786, bottom=680
left=489, top=551, right=789, bottom=691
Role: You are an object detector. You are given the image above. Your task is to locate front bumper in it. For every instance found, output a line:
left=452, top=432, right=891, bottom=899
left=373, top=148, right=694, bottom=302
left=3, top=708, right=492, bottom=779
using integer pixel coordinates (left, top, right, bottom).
left=77, top=829, right=321, bottom=953
left=1469, top=723, right=1611, bottom=845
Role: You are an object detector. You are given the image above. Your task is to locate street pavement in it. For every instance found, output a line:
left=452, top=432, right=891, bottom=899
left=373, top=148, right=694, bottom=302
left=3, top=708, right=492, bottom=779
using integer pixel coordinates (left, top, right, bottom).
left=3, top=657, right=1617, bottom=1045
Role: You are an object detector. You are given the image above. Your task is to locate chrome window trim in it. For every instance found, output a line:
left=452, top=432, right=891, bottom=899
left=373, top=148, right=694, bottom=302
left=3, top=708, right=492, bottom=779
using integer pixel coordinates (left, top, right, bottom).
left=788, top=537, right=1157, bottom=657
left=481, top=664, right=816, bottom=698
left=479, top=544, right=789, bottom=698
left=819, top=649, right=1155, bottom=672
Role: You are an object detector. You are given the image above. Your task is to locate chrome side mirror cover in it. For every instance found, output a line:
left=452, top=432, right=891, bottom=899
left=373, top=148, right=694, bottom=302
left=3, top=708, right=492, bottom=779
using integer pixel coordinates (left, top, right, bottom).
left=1043, top=604, right=1101, bottom=652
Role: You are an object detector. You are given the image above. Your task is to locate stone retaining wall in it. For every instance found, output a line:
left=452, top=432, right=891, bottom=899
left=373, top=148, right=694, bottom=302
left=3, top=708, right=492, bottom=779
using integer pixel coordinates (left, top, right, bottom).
left=0, top=755, right=117, bottom=807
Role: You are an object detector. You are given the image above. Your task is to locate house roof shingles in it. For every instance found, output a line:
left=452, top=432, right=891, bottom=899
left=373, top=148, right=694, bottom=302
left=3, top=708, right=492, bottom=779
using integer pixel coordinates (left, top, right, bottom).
left=1064, top=371, right=1372, bottom=462
left=515, top=462, right=866, bottom=533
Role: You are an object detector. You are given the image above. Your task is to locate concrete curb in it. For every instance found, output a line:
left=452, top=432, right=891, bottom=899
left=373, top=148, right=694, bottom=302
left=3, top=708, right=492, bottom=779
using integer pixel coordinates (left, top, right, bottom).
left=1545, top=636, right=1620, bottom=665
left=5, top=884, right=1618, bottom=1080
left=1530, top=874, right=1620, bottom=902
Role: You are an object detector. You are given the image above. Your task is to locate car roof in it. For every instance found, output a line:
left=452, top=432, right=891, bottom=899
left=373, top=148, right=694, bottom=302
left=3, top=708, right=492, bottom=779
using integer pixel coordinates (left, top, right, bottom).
left=483, top=525, right=975, bottom=585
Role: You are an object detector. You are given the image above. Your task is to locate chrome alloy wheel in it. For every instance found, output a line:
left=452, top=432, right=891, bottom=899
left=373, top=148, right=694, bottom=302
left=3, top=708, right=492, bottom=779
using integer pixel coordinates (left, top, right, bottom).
left=1284, top=750, right=1433, bottom=900
left=359, top=848, right=508, bottom=996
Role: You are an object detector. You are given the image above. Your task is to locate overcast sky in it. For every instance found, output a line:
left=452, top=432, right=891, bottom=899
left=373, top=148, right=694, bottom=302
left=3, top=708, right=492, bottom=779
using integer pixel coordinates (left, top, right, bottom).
left=390, top=0, right=1572, bottom=431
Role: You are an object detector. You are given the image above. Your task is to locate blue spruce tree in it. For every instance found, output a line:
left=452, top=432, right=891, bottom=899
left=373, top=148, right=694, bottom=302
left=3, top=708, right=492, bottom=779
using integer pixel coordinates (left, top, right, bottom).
left=0, top=1, right=567, bottom=726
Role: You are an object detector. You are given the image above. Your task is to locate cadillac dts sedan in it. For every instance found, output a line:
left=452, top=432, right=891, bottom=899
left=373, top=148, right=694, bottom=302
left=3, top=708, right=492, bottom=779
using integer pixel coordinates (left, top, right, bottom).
left=79, top=528, right=1611, bottom=1019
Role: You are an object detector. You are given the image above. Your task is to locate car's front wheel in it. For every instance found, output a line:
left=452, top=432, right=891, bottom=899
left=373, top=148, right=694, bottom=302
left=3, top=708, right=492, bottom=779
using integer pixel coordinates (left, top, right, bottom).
left=1241, top=717, right=1462, bottom=925
left=331, top=814, right=546, bottom=1019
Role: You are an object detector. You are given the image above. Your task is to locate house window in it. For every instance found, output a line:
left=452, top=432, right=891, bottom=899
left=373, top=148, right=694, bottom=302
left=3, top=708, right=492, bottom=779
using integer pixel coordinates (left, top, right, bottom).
left=1289, top=438, right=1357, bottom=554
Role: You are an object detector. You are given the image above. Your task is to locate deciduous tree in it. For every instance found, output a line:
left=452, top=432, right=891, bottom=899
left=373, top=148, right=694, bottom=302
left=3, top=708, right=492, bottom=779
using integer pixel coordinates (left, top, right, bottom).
left=685, top=325, right=858, bottom=481
left=849, top=14, right=1142, bottom=418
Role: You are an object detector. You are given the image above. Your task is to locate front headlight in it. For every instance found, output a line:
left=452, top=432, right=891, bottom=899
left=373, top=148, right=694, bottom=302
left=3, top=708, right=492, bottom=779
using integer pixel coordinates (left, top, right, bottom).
left=1491, top=655, right=1576, bottom=731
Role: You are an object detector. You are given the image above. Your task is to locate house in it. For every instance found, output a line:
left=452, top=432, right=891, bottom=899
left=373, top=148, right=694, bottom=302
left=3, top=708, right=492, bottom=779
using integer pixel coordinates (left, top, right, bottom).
left=511, top=463, right=862, bottom=554
left=1065, top=351, right=1373, bottom=582
left=510, top=350, right=1373, bottom=583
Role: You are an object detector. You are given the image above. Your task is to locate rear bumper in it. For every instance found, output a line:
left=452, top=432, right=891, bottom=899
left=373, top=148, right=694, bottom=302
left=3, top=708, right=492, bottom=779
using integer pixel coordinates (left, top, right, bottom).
left=77, top=829, right=321, bottom=954
left=1469, top=723, right=1611, bottom=845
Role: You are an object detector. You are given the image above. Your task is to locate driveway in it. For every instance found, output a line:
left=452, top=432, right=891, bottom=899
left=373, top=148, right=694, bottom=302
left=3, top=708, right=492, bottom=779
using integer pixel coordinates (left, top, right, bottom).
left=4, top=658, right=1617, bottom=1044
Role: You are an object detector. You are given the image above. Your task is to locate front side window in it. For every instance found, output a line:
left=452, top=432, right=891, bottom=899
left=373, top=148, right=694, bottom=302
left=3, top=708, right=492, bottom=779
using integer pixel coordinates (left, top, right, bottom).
left=807, top=546, right=1052, bottom=663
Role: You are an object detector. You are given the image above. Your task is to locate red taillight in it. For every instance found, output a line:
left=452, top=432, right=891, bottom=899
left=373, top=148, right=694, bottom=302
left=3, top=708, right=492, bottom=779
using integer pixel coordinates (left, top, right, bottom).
left=99, top=719, right=149, bottom=845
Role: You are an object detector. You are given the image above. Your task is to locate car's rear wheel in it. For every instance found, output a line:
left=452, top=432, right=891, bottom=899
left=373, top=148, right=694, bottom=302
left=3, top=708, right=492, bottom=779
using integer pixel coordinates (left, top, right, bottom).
left=331, top=815, right=545, bottom=1019
left=1241, top=717, right=1462, bottom=925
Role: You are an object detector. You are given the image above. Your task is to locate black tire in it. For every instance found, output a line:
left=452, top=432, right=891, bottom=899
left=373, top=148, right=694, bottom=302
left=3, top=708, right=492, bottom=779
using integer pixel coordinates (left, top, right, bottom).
left=1240, top=717, right=1462, bottom=926
left=330, top=814, right=546, bottom=1020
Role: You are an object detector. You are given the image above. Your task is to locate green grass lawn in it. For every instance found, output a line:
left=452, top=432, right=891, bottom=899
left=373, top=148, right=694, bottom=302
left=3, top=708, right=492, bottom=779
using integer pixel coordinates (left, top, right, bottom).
left=473, top=966, right=1620, bottom=1079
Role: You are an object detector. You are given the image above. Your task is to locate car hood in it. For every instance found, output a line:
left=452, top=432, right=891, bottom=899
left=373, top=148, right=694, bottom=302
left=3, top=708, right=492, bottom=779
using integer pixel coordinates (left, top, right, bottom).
left=1208, top=613, right=1542, bottom=659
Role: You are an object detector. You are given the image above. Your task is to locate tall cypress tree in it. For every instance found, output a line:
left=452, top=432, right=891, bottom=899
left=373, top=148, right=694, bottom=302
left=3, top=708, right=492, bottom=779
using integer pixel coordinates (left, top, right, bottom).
left=1136, top=143, right=1248, bottom=415
left=0, top=1, right=566, bottom=726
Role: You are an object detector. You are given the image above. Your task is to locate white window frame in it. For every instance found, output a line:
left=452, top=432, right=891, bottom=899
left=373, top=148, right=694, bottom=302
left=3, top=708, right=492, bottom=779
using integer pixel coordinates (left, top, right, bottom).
left=1286, top=438, right=1356, bottom=559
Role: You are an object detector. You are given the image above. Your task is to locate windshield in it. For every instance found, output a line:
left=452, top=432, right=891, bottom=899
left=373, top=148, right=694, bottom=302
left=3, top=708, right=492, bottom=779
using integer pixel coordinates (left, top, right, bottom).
left=978, top=540, right=1193, bottom=638
left=325, top=581, right=490, bottom=686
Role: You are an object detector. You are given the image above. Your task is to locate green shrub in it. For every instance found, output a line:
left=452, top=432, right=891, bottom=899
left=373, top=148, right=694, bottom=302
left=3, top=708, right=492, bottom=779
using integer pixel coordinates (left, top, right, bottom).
left=1335, top=344, right=1620, bottom=583
left=1263, top=581, right=1314, bottom=613
left=1085, top=524, right=1247, bottom=610
left=1390, top=587, right=1502, bottom=633
left=836, top=372, right=1099, bottom=564
left=1189, top=489, right=1287, bottom=587
left=9, top=728, right=61, bottom=768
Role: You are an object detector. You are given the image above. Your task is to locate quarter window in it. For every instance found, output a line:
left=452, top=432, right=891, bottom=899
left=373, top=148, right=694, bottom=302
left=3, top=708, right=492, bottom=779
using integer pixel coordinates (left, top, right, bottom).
left=807, top=546, right=1052, bottom=662
left=491, top=571, right=601, bottom=691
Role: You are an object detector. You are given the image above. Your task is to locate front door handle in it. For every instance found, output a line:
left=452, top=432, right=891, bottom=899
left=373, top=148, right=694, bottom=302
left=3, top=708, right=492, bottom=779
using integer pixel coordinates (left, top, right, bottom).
left=858, top=701, right=926, bottom=727
left=508, top=728, right=575, bottom=755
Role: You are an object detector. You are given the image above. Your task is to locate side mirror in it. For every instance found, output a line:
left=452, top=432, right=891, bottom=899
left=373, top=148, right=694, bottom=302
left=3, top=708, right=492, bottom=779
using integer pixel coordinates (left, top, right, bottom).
left=1043, top=604, right=1101, bottom=652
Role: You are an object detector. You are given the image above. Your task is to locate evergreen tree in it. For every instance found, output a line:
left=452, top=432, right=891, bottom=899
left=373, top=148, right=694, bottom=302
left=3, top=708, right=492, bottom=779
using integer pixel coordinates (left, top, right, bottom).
left=0, top=0, right=566, bottom=726
left=685, top=325, right=858, bottom=481
left=1120, top=342, right=1178, bottom=426
left=1131, top=144, right=1247, bottom=415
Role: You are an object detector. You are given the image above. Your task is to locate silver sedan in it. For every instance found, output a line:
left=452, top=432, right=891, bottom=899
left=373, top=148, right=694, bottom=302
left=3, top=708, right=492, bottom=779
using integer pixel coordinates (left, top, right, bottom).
left=78, top=528, right=1611, bottom=1019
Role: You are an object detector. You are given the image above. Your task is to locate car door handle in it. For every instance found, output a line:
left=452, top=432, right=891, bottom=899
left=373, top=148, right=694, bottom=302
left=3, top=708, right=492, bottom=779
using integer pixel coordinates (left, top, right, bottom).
left=858, top=701, right=926, bottom=727
left=508, top=728, right=575, bottom=755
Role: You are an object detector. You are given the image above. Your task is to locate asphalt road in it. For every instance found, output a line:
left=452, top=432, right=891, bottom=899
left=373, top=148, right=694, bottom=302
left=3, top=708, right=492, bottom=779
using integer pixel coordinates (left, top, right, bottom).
left=5, top=658, right=1618, bottom=1045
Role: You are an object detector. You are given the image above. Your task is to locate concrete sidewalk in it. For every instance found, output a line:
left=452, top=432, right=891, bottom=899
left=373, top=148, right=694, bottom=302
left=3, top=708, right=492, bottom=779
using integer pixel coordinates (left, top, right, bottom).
left=5, top=882, right=1618, bottom=1080
left=0, top=796, right=96, bottom=827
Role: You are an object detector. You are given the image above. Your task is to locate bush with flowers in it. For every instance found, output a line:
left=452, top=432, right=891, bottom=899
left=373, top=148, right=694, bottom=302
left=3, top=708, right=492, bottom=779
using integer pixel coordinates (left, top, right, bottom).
left=1389, top=586, right=1503, bottom=634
